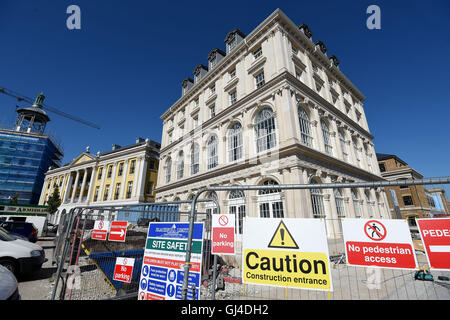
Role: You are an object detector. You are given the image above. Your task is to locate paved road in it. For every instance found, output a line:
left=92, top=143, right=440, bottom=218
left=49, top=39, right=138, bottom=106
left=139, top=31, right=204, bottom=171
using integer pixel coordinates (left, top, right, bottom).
left=17, top=237, right=57, bottom=300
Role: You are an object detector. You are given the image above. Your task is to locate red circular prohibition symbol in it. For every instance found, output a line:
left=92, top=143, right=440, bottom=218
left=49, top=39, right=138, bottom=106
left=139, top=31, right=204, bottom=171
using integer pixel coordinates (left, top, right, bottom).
left=218, top=215, right=229, bottom=226
left=364, top=220, right=387, bottom=241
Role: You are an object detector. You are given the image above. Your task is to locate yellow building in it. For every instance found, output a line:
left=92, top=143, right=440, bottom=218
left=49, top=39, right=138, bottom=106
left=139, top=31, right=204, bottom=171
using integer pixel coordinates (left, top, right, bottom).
left=39, top=138, right=160, bottom=223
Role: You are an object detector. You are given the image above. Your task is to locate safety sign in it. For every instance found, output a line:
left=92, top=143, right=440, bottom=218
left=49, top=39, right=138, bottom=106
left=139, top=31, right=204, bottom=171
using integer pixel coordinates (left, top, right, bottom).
left=342, top=218, right=418, bottom=269
left=108, top=221, right=128, bottom=242
left=242, top=218, right=333, bottom=292
left=416, top=218, right=450, bottom=270
left=92, top=220, right=110, bottom=240
left=138, top=222, right=204, bottom=300
left=212, top=214, right=235, bottom=255
left=113, top=257, right=135, bottom=283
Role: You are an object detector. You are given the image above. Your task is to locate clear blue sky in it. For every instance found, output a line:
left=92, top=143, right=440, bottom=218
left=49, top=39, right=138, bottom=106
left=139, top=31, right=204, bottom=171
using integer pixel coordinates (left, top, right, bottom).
left=0, top=1, right=449, bottom=192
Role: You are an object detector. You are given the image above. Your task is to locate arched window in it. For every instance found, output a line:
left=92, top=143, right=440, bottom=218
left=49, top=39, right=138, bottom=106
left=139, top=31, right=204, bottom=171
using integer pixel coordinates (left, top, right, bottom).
left=298, top=107, right=313, bottom=147
left=254, top=108, right=276, bottom=152
left=228, top=123, right=243, bottom=162
left=258, top=179, right=283, bottom=218
left=165, top=158, right=172, bottom=183
left=310, top=178, right=325, bottom=218
left=176, top=151, right=184, bottom=180
left=338, top=130, right=348, bottom=162
left=191, top=143, right=199, bottom=175
left=321, top=119, right=333, bottom=155
left=228, top=190, right=245, bottom=234
left=352, top=189, right=362, bottom=217
left=207, top=135, right=218, bottom=169
left=205, top=191, right=219, bottom=215
left=334, top=189, right=346, bottom=217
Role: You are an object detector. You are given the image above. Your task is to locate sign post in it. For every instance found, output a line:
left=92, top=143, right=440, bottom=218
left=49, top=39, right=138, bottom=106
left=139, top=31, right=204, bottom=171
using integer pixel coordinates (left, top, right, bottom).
left=342, top=218, right=418, bottom=269
left=242, top=218, right=333, bottom=292
left=138, top=222, right=204, bottom=300
left=416, top=218, right=450, bottom=270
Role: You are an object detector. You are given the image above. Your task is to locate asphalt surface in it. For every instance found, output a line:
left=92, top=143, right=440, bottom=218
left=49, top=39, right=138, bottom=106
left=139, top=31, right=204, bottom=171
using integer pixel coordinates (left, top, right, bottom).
left=16, top=237, right=57, bottom=300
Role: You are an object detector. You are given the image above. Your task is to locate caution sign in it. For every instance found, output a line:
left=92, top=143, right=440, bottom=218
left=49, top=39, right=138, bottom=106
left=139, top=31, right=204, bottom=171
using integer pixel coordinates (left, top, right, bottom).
left=342, top=218, right=418, bottom=270
left=243, top=218, right=332, bottom=292
left=268, top=220, right=299, bottom=249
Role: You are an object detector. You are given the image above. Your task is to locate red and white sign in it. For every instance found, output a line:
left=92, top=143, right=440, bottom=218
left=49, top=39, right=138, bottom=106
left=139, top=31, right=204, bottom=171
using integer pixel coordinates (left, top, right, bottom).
left=113, top=257, right=135, bottom=283
left=108, top=221, right=128, bottom=242
left=92, top=220, right=110, bottom=240
left=416, top=218, right=450, bottom=270
left=342, top=219, right=418, bottom=269
left=212, top=214, right=235, bottom=255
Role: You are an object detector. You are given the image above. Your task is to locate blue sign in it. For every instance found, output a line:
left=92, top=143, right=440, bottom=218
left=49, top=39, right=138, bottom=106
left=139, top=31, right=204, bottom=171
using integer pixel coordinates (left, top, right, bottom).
left=142, top=265, right=149, bottom=277
left=149, top=266, right=167, bottom=281
left=167, top=284, right=175, bottom=297
left=168, top=269, right=177, bottom=282
left=140, top=278, right=147, bottom=291
left=176, top=270, right=200, bottom=286
left=147, top=279, right=166, bottom=296
left=147, top=223, right=203, bottom=240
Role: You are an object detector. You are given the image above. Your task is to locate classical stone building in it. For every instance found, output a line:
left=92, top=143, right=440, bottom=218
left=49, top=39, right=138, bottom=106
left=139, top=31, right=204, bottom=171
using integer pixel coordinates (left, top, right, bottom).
left=155, top=9, right=390, bottom=235
left=39, top=138, right=160, bottom=223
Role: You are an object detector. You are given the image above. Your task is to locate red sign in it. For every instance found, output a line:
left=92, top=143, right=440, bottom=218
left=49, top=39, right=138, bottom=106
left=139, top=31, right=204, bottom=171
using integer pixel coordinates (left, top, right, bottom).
left=342, top=219, right=418, bottom=269
left=212, top=214, right=235, bottom=255
left=92, top=220, right=109, bottom=241
left=113, top=257, right=135, bottom=283
left=108, top=221, right=128, bottom=242
left=417, top=218, right=450, bottom=270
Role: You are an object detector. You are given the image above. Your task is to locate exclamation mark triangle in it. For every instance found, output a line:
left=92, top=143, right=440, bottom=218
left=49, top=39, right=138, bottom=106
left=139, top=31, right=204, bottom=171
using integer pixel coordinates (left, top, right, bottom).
left=267, top=220, right=299, bottom=249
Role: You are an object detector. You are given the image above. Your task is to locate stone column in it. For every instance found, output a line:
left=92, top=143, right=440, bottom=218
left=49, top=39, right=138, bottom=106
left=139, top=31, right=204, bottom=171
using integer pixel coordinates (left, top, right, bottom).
left=86, top=167, right=97, bottom=204
left=70, top=170, right=80, bottom=203
left=78, top=168, right=88, bottom=203
left=136, top=156, right=148, bottom=201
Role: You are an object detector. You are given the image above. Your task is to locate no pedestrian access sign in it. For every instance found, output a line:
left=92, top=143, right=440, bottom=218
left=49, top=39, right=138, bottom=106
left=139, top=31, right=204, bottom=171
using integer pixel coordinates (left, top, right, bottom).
left=342, top=218, right=418, bottom=269
left=242, top=218, right=333, bottom=292
left=416, top=218, right=450, bottom=270
left=92, top=220, right=110, bottom=241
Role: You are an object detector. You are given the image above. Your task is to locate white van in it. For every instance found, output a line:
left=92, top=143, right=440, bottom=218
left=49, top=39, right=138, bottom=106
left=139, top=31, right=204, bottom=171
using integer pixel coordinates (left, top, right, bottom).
left=0, top=227, right=45, bottom=275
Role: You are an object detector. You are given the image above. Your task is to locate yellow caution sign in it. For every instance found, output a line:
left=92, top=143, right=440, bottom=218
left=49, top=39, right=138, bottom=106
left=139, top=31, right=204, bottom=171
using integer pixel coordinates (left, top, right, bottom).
left=243, top=218, right=333, bottom=292
left=243, top=249, right=331, bottom=290
left=268, top=220, right=299, bottom=249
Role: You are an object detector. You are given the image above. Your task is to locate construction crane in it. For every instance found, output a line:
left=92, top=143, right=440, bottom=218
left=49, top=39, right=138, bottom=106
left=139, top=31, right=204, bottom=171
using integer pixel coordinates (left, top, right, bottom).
left=0, top=86, right=100, bottom=130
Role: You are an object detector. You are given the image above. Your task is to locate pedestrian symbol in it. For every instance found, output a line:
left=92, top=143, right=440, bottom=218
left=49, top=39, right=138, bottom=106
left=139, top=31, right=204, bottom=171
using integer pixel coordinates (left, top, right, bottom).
left=267, top=220, right=299, bottom=249
left=364, top=220, right=386, bottom=241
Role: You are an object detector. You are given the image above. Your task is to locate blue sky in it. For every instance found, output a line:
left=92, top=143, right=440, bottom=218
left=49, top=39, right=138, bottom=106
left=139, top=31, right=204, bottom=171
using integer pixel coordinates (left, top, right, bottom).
left=0, top=1, right=449, bottom=192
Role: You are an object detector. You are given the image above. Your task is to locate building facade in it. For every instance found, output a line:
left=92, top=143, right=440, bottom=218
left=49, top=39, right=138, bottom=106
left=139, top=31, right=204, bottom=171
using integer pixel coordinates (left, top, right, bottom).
left=377, top=153, right=449, bottom=226
left=155, top=8, right=390, bottom=233
left=39, top=138, right=160, bottom=223
left=0, top=93, right=63, bottom=204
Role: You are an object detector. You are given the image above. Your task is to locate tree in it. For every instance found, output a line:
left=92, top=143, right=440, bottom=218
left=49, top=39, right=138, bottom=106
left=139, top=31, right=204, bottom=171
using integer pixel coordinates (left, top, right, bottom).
left=9, top=193, right=19, bottom=205
left=46, top=186, right=61, bottom=215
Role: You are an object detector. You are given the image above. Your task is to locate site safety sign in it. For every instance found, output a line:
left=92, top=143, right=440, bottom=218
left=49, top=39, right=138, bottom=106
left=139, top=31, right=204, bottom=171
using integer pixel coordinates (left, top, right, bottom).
left=138, top=222, right=204, bottom=300
left=242, top=218, right=333, bottom=292
left=416, top=218, right=450, bottom=270
left=92, top=220, right=109, bottom=240
left=212, top=214, right=235, bottom=255
left=342, top=218, right=418, bottom=269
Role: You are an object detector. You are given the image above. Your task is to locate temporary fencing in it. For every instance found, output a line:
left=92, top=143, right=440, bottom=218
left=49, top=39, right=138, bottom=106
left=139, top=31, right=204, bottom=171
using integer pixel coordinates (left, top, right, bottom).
left=50, top=177, right=450, bottom=300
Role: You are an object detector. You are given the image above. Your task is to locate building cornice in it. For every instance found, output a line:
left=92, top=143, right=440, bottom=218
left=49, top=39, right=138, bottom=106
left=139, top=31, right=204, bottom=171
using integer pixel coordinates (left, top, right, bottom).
left=161, top=8, right=366, bottom=121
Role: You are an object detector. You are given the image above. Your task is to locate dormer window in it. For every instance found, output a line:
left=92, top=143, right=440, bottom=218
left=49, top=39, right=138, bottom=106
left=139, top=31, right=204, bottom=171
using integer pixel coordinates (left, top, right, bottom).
left=207, top=48, right=226, bottom=70
left=193, top=64, right=208, bottom=83
left=182, top=78, right=194, bottom=96
left=224, top=29, right=246, bottom=53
